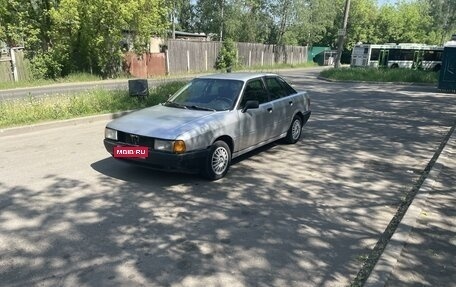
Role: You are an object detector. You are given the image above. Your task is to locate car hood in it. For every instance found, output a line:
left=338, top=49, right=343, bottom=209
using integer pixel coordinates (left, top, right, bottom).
left=107, top=104, right=217, bottom=139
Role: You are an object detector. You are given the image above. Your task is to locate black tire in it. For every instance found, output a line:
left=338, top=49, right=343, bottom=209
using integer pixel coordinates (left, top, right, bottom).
left=202, top=141, right=231, bottom=180
left=433, top=64, right=441, bottom=72
left=391, top=64, right=399, bottom=69
left=284, top=116, right=302, bottom=144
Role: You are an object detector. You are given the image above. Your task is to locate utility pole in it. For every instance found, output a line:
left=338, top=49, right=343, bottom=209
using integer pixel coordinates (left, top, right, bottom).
left=172, top=0, right=176, bottom=39
left=220, top=0, right=224, bottom=42
left=335, top=0, right=350, bottom=68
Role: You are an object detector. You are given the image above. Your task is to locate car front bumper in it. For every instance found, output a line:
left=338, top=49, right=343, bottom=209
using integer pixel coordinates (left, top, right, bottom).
left=104, top=139, right=208, bottom=173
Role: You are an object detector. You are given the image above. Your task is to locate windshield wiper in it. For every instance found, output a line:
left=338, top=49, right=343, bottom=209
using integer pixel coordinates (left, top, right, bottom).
left=187, top=105, right=216, bottom=111
left=163, top=101, right=188, bottom=109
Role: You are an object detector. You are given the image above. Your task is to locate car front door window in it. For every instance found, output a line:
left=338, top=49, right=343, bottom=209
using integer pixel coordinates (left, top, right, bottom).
left=239, top=79, right=269, bottom=109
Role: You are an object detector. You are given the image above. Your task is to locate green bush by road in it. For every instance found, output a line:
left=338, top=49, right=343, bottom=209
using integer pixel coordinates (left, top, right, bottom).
left=320, top=68, right=439, bottom=84
left=0, top=81, right=187, bottom=128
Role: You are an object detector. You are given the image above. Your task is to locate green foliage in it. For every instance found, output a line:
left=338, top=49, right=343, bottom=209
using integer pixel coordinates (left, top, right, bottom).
left=29, top=50, right=63, bottom=79
left=345, top=0, right=378, bottom=46
left=1, top=0, right=454, bottom=82
left=173, top=0, right=195, bottom=32
left=0, top=0, right=170, bottom=79
left=373, top=1, right=435, bottom=45
left=215, top=39, right=237, bottom=70
left=425, top=0, right=456, bottom=43
left=320, top=67, right=439, bottom=84
left=0, top=81, right=187, bottom=128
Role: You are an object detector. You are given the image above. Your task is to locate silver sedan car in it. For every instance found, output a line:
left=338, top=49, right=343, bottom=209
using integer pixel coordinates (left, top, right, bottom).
left=104, top=73, right=311, bottom=180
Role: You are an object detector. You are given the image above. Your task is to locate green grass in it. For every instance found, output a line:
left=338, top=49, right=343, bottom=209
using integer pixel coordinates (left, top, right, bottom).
left=320, top=67, right=439, bottom=84
left=0, top=73, right=105, bottom=90
left=0, top=63, right=319, bottom=90
left=0, top=81, right=187, bottom=128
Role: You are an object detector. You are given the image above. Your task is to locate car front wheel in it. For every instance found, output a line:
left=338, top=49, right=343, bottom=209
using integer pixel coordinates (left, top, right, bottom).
left=285, top=116, right=302, bottom=144
left=203, top=141, right=231, bottom=180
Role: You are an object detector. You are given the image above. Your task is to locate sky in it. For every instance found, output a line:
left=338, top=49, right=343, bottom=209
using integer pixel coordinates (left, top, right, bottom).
left=377, top=0, right=393, bottom=5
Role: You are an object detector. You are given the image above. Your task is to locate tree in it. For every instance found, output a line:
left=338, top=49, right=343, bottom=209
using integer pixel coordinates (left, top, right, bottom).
left=285, top=0, right=338, bottom=46
left=194, top=0, right=224, bottom=40
left=269, top=0, right=296, bottom=45
left=215, top=38, right=237, bottom=69
left=345, top=0, right=378, bottom=46
left=237, top=0, right=273, bottom=43
left=174, top=0, right=195, bottom=32
left=425, top=0, right=456, bottom=43
left=0, top=0, right=53, bottom=49
left=374, top=1, right=437, bottom=45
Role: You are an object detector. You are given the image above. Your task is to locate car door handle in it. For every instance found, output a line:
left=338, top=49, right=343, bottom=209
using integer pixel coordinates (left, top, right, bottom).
left=267, top=107, right=273, bottom=113
left=289, top=101, right=293, bottom=106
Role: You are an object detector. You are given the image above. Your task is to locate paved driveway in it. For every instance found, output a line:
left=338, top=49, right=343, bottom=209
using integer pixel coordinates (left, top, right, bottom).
left=1, top=72, right=455, bottom=287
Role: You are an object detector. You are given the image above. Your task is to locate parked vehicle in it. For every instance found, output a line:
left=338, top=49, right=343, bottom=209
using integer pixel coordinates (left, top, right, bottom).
left=351, top=43, right=443, bottom=71
left=104, top=73, right=311, bottom=180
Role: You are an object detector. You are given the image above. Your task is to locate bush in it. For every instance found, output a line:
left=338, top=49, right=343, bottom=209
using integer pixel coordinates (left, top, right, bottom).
left=320, top=67, right=438, bottom=84
left=30, top=50, right=64, bottom=80
left=215, top=39, right=237, bottom=70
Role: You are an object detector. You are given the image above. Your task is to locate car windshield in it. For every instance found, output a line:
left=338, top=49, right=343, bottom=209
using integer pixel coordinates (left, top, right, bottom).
left=165, top=78, right=244, bottom=111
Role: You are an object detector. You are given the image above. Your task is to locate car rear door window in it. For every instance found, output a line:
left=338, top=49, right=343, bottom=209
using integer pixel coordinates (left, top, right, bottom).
left=265, top=77, right=297, bottom=100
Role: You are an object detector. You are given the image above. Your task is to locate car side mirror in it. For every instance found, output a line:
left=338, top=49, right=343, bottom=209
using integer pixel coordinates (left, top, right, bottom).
left=242, top=100, right=259, bottom=113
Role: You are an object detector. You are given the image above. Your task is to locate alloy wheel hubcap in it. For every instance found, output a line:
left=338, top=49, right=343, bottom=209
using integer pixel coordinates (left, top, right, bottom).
left=211, top=147, right=229, bottom=174
left=292, top=120, right=301, bottom=140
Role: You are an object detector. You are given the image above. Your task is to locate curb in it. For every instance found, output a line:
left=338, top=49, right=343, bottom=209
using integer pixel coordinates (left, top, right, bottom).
left=317, top=76, right=436, bottom=87
left=0, top=111, right=131, bottom=137
left=364, top=125, right=456, bottom=287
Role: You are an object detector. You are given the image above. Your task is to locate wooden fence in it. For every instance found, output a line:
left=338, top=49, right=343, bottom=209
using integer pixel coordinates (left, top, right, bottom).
left=0, top=60, right=13, bottom=82
left=167, top=40, right=221, bottom=74
left=0, top=41, right=308, bottom=81
left=0, top=49, right=31, bottom=82
left=166, top=40, right=308, bottom=74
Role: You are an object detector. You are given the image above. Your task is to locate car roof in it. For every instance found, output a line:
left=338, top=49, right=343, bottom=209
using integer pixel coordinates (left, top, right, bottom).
left=197, top=72, right=278, bottom=82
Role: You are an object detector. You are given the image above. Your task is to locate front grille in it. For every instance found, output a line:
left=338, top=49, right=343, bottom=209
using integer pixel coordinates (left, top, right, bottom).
left=117, top=131, right=154, bottom=146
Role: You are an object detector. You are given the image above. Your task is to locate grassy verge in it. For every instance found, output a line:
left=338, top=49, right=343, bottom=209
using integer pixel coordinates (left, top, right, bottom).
left=0, top=81, right=187, bottom=128
left=0, top=73, right=106, bottom=90
left=320, top=67, right=439, bottom=84
left=0, top=63, right=319, bottom=90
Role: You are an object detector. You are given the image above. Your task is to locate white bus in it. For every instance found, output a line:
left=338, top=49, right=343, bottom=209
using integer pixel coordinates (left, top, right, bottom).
left=351, top=43, right=444, bottom=71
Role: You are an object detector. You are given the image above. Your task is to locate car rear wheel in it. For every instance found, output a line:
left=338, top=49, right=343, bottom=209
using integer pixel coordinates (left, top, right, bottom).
left=285, top=116, right=302, bottom=144
left=203, top=141, right=231, bottom=180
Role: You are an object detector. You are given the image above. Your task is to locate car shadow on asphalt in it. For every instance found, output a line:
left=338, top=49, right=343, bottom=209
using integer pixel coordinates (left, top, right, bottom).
left=90, top=141, right=280, bottom=185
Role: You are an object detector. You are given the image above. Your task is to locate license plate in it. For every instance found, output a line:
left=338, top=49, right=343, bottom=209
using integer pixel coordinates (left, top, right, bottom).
left=113, top=146, right=149, bottom=158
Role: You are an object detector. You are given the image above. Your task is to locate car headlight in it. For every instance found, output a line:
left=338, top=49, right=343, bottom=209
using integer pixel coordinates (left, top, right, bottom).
left=154, top=139, right=186, bottom=154
left=105, top=128, right=117, bottom=140
left=154, top=139, right=173, bottom=152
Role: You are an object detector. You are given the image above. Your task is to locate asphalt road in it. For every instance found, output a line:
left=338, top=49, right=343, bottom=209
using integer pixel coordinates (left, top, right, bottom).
left=1, top=70, right=455, bottom=287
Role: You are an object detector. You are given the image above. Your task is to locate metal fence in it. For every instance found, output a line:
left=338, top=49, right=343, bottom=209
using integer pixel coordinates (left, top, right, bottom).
left=167, top=40, right=308, bottom=74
